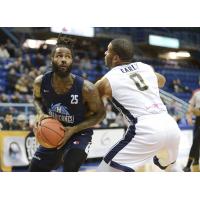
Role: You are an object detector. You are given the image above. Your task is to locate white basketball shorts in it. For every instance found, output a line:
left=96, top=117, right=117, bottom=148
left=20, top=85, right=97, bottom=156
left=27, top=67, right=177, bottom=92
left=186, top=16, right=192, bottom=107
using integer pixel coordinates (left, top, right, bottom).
left=103, top=112, right=181, bottom=171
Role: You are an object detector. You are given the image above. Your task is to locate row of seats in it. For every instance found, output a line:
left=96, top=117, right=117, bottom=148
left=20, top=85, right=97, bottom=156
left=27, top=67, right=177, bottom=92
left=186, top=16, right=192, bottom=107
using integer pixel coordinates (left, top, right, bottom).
left=155, top=66, right=199, bottom=102
left=1, top=57, right=200, bottom=100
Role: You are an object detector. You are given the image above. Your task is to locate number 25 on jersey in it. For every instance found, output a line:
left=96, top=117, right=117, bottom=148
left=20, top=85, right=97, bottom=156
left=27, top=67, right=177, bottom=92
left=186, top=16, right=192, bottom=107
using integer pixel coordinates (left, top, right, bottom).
left=71, top=95, right=79, bottom=104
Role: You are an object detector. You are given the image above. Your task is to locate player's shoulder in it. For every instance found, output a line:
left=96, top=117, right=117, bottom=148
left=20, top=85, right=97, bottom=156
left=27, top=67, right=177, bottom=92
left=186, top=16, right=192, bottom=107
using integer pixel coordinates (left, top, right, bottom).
left=118, top=61, right=154, bottom=71
left=33, top=75, right=43, bottom=97
left=82, top=79, right=101, bottom=100
left=34, top=74, right=43, bottom=85
left=103, top=67, right=120, bottom=79
left=95, top=76, right=109, bottom=88
left=135, top=62, right=154, bottom=71
left=82, top=79, right=96, bottom=93
left=192, top=88, right=200, bottom=95
left=95, top=77, right=112, bottom=98
left=34, top=71, right=51, bottom=85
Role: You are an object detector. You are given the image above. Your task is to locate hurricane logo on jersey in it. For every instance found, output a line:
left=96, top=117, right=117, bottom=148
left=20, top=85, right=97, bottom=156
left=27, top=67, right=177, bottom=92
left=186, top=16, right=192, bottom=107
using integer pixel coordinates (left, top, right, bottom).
left=51, top=103, right=70, bottom=115
left=48, top=103, right=74, bottom=124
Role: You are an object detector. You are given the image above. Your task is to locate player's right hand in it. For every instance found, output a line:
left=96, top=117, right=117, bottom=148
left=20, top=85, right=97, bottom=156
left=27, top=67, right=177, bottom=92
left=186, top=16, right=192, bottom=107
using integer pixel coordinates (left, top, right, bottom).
left=57, top=126, right=77, bottom=149
left=33, top=114, right=51, bottom=136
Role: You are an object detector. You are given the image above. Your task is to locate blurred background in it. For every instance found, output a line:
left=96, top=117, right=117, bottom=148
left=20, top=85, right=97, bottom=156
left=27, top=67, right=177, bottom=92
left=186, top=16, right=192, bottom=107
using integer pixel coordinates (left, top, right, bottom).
left=0, top=27, right=200, bottom=171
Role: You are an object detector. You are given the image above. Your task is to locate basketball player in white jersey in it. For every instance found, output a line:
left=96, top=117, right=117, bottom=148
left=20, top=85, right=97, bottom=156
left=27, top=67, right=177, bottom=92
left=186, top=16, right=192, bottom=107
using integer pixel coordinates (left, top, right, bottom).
left=95, top=38, right=182, bottom=172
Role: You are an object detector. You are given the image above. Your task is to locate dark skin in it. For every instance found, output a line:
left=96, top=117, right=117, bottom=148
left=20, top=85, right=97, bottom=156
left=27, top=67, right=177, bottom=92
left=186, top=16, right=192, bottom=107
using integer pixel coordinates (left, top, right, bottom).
left=33, top=47, right=105, bottom=148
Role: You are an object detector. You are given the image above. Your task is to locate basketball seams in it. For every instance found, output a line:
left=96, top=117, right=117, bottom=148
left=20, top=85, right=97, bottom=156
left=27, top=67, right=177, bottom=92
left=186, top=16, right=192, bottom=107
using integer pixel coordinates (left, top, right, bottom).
left=36, top=127, right=52, bottom=147
left=36, top=119, right=66, bottom=148
left=40, top=126, right=56, bottom=146
left=40, top=124, right=64, bottom=138
left=41, top=119, right=64, bottom=138
left=40, top=124, right=64, bottom=147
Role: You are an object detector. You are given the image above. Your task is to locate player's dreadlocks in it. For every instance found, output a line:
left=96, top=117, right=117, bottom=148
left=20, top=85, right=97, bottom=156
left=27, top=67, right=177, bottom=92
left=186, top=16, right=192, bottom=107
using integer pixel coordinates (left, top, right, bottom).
left=51, top=33, right=75, bottom=57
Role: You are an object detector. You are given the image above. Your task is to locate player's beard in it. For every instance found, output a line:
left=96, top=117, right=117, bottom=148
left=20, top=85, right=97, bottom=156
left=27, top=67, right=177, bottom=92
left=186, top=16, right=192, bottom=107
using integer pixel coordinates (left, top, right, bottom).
left=52, top=61, right=73, bottom=78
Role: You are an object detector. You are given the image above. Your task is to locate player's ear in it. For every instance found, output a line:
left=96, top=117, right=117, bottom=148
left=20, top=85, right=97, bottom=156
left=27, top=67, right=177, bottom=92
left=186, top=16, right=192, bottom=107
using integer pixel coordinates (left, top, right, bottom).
left=113, top=54, right=121, bottom=64
left=113, top=54, right=119, bottom=60
left=50, top=56, right=54, bottom=65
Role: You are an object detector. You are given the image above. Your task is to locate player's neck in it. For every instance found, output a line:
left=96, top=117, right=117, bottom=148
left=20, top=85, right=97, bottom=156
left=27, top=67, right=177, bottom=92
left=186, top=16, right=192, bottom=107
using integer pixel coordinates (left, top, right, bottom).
left=112, top=61, right=131, bottom=68
left=51, top=73, right=74, bottom=95
left=53, top=73, right=73, bottom=84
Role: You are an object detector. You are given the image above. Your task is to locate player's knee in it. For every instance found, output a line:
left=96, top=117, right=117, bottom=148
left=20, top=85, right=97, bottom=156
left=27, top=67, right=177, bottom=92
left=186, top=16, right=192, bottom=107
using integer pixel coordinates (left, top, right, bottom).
left=28, top=160, right=51, bottom=172
left=29, top=153, right=61, bottom=172
left=63, top=148, right=87, bottom=172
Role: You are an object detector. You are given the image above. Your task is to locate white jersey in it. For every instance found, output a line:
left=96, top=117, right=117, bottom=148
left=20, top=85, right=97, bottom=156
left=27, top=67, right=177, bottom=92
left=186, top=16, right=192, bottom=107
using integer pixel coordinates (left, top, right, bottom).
left=98, top=62, right=181, bottom=172
left=104, top=62, right=167, bottom=120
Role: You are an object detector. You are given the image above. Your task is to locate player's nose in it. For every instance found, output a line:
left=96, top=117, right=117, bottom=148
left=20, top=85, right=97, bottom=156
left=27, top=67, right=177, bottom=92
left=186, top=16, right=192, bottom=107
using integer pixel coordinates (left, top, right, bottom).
left=61, top=58, right=67, bottom=64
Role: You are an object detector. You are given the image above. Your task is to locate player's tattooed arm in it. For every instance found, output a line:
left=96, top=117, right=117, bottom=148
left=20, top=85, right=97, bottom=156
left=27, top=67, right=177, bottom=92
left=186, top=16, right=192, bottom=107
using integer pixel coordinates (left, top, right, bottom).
left=59, top=80, right=106, bottom=148
left=33, top=75, right=49, bottom=121
left=71, top=80, right=106, bottom=134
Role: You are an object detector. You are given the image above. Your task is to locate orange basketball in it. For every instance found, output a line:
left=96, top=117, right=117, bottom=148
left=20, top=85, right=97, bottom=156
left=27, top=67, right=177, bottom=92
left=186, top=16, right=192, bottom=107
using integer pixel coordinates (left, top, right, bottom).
left=35, top=118, right=65, bottom=148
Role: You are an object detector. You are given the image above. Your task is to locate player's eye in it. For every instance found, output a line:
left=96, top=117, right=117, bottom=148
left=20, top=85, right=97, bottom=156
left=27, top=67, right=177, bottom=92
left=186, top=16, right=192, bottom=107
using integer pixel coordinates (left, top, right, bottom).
left=56, top=54, right=63, bottom=58
left=65, top=55, right=71, bottom=59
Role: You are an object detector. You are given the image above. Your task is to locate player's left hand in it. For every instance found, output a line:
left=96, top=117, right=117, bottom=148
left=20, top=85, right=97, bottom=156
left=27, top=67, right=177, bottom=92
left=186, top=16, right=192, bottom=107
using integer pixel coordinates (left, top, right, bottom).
left=57, top=126, right=77, bottom=149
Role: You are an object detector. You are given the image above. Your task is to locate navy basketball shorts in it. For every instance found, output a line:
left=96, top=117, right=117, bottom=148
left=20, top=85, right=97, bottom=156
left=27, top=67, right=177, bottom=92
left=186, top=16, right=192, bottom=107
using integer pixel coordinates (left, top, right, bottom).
left=31, top=130, right=93, bottom=170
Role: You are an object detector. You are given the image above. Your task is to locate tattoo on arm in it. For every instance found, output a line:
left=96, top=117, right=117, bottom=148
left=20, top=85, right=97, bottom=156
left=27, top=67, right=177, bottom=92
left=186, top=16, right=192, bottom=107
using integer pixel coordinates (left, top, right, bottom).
left=33, top=75, right=44, bottom=115
left=34, top=99, right=44, bottom=115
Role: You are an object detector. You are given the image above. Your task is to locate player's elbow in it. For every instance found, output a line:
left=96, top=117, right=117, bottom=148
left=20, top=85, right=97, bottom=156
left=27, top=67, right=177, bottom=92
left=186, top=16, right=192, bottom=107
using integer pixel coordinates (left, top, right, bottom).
left=158, top=78, right=166, bottom=88
left=157, top=75, right=166, bottom=88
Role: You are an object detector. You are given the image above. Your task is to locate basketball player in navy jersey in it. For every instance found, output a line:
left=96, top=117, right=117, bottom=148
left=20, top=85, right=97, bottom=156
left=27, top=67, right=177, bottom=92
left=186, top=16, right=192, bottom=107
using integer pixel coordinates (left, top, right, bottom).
left=29, top=35, right=105, bottom=172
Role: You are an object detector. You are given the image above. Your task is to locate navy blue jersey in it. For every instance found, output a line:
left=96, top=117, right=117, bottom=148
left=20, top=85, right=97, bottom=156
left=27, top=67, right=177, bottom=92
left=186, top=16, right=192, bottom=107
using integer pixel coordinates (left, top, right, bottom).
left=40, top=71, right=91, bottom=133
